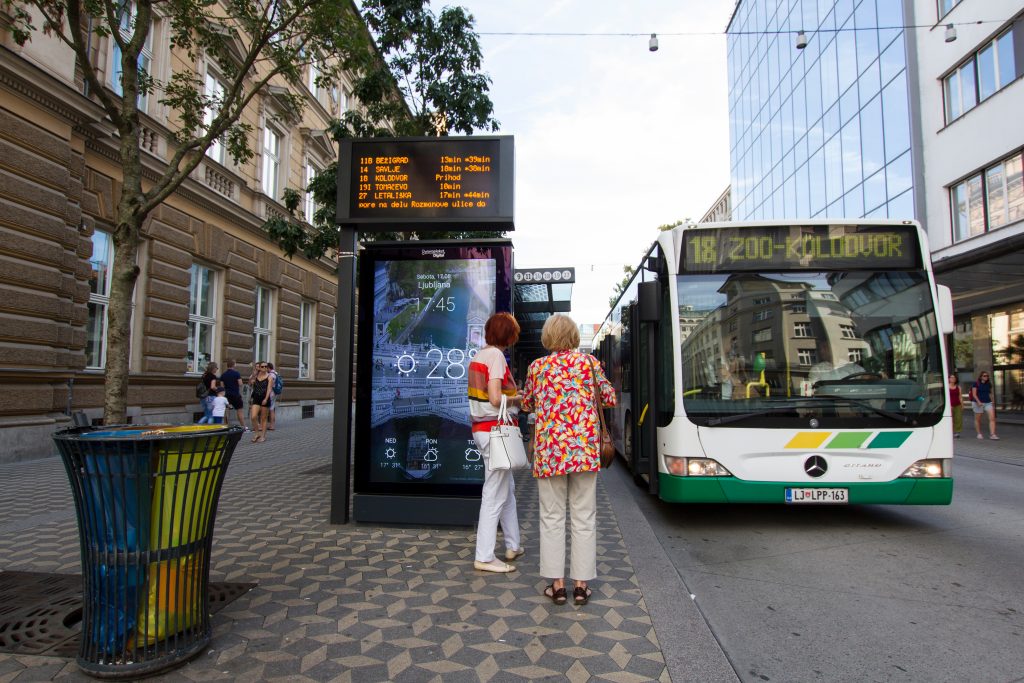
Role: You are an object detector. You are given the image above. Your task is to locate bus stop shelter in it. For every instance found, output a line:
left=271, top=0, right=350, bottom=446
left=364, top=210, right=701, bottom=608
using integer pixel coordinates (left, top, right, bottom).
left=511, top=268, right=575, bottom=381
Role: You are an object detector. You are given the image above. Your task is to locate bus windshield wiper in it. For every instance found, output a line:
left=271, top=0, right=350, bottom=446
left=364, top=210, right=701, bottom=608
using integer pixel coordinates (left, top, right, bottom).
left=704, top=397, right=913, bottom=427
left=706, top=404, right=803, bottom=426
left=808, top=396, right=914, bottom=425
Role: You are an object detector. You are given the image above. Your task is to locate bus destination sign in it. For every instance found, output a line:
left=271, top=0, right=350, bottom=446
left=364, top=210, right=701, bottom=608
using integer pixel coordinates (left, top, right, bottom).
left=338, top=136, right=514, bottom=232
left=681, top=224, right=921, bottom=273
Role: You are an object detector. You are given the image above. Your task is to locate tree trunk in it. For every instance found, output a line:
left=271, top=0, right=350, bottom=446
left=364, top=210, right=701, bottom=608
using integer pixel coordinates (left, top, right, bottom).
left=103, top=115, right=144, bottom=424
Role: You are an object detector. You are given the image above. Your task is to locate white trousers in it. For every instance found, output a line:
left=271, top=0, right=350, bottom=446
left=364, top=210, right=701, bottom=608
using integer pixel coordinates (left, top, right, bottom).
left=537, top=471, right=597, bottom=581
left=474, top=431, right=521, bottom=562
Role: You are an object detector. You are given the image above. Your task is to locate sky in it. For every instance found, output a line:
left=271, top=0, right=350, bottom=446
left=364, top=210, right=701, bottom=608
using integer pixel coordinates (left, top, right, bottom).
left=458, top=0, right=739, bottom=325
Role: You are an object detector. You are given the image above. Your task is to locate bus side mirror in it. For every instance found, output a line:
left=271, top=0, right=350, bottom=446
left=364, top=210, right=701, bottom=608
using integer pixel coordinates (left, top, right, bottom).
left=936, top=284, right=954, bottom=334
left=639, top=281, right=660, bottom=322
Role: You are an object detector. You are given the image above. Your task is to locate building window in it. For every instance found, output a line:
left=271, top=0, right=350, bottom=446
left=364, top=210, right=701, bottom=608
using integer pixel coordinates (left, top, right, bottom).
left=261, top=126, right=282, bottom=199
left=308, top=59, right=321, bottom=99
left=187, top=264, right=216, bottom=373
left=110, top=1, right=154, bottom=111
left=253, top=286, right=273, bottom=364
left=299, top=300, right=314, bottom=378
left=789, top=303, right=806, bottom=314
left=849, top=348, right=864, bottom=363
left=303, top=159, right=322, bottom=223
left=793, top=322, right=812, bottom=338
left=840, top=324, right=857, bottom=339
left=797, top=349, right=818, bottom=366
left=938, top=0, right=963, bottom=17
left=753, top=328, right=772, bottom=343
left=952, top=150, right=1024, bottom=241
left=203, top=71, right=226, bottom=164
left=752, top=296, right=770, bottom=305
left=944, top=28, right=1017, bottom=124
left=753, top=309, right=772, bottom=322
left=86, top=231, right=114, bottom=369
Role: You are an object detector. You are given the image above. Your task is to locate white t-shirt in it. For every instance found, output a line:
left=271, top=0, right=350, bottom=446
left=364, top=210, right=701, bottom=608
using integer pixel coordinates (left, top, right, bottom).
left=212, top=396, right=229, bottom=417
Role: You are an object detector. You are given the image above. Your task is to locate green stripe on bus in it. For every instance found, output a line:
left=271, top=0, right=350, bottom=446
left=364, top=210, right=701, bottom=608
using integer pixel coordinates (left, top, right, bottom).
left=866, top=431, right=912, bottom=448
left=825, top=432, right=872, bottom=449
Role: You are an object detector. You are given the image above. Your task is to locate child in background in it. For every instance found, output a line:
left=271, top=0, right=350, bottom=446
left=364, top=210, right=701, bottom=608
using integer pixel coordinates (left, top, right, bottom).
left=211, top=387, right=229, bottom=424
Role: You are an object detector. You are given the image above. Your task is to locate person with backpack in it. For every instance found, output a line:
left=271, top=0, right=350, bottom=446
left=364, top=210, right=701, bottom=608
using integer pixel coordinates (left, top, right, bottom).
left=249, top=361, right=272, bottom=442
left=267, top=362, right=283, bottom=431
left=196, top=361, right=219, bottom=424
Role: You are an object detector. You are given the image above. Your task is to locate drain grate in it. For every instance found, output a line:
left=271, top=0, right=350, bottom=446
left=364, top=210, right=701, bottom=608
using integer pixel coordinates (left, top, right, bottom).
left=0, top=571, right=256, bottom=658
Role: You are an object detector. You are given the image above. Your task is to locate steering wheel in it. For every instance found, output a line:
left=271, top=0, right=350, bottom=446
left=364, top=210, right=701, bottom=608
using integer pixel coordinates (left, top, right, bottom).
left=835, top=372, right=880, bottom=382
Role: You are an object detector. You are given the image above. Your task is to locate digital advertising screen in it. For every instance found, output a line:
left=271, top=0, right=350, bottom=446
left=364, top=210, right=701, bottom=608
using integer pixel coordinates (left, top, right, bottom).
left=354, top=241, right=514, bottom=497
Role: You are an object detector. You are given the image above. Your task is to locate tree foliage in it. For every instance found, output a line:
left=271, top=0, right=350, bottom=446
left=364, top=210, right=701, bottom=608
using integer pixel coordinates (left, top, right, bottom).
left=2, top=0, right=385, bottom=422
left=262, top=0, right=503, bottom=260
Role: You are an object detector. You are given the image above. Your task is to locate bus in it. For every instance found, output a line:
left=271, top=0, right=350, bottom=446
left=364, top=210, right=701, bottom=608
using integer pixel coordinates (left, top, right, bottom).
left=592, top=220, right=955, bottom=505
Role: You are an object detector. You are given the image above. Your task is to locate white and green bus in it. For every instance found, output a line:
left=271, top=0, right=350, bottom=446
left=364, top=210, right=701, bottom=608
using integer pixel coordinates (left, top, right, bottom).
left=593, top=220, right=955, bottom=504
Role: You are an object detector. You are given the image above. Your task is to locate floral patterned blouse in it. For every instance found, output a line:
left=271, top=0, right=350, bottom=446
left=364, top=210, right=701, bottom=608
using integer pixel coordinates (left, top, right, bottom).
left=521, top=350, right=617, bottom=478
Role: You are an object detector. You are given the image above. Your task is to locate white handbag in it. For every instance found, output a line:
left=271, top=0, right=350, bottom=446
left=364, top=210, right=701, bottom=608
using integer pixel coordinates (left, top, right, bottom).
left=487, top=395, right=529, bottom=471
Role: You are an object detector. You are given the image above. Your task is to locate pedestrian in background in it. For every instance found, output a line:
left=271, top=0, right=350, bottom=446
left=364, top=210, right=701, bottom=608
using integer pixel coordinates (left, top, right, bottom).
left=197, top=361, right=219, bottom=424
left=219, top=358, right=247, bottom=430
left=210, top=387, right=228, bottom=424
left=267, top=362, right=279, bottom=431
left=249, top=361, right=271, bottom=443
left=468, top=312, right=524, bottom=573
left=969, top=370, right=998, bottom=440
left=948, top=374, right=963, bottom=439
left=522, top=313, right=616, bottom=606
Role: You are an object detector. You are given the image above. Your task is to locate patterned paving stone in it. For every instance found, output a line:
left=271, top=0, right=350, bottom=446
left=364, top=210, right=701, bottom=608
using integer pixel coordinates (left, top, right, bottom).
left=0, top=417, right=668, bottom=681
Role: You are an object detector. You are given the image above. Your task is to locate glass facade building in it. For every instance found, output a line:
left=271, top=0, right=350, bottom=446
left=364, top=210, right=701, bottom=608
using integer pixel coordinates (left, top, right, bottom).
left=727, top=0, right=915, bottom=222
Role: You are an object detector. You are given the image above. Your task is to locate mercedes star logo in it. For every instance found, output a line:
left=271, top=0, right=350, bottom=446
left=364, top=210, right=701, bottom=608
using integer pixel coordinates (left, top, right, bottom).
left=804, top=455, right=828, bottom=478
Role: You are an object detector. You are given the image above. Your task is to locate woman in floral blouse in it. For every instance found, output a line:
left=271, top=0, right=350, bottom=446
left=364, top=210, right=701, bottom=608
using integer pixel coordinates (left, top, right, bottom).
left=521, top=314, right=616, bottom=606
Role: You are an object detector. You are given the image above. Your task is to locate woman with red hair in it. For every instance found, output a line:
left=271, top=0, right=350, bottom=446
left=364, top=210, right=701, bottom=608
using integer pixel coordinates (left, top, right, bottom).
left=468, top=312, right=524, bottom=572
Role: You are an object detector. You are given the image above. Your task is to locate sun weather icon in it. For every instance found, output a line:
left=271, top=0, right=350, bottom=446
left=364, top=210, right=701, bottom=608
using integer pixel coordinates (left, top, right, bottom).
left=396, top=353, right=416, bottom=375
left=384, top=448, right=396, bottom=460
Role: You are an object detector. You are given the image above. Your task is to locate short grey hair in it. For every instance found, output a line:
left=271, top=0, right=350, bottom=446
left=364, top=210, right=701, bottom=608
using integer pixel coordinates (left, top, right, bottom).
left=541, top=313, right=580, bottom=352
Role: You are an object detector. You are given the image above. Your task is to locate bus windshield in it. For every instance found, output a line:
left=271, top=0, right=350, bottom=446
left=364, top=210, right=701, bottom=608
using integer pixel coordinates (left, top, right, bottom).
left=677, top=270, right=945, bottom=428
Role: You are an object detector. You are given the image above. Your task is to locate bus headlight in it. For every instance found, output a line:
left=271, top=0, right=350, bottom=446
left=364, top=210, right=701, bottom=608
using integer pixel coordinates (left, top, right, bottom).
left=665, top=456, right=731, bottom=477
left=899, top=459, right=948, bottom=478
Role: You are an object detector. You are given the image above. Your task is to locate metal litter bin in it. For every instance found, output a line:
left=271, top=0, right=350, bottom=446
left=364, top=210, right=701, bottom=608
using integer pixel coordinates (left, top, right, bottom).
left=53, top=424, right=242, bottom=678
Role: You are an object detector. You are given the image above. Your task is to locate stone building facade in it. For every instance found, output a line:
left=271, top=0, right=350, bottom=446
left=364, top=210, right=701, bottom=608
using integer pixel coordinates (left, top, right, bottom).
left=0, top=12, right=354, bottom=461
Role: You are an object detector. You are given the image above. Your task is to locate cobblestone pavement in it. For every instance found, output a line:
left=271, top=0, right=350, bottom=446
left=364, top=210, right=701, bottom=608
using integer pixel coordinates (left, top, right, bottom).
left=0, top=418, right=671, bottom=682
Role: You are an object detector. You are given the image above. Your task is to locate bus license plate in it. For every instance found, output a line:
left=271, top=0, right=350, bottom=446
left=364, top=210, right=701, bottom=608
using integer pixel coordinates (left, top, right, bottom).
left=785, top=488, right=848, bottom=504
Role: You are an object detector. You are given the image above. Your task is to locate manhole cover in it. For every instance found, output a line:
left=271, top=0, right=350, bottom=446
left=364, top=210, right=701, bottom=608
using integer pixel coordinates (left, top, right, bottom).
left=0, top=571, right=256, bottom=658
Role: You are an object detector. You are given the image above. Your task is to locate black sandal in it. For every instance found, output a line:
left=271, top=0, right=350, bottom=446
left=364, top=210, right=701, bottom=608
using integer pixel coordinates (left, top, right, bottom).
left=573, top=584, right=592, bottom=605
left=544, top=583, right=567, bottom=605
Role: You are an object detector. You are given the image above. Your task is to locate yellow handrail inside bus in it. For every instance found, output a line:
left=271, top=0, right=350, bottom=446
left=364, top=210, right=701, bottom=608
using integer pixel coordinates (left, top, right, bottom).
left=638, top=404, right=649, bottom=426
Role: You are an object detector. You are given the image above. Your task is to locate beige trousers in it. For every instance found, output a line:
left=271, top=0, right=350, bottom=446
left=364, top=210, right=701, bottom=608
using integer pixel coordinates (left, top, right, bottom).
left=537, top=471, right=597, bottom=581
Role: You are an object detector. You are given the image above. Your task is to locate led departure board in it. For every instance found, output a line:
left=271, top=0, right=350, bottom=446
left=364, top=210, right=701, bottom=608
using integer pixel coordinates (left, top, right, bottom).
left=680, top=224, right=922, bottom=273
left=353, top=240, right=514, bottom=498
left=338, top=136, right=514, bottom=231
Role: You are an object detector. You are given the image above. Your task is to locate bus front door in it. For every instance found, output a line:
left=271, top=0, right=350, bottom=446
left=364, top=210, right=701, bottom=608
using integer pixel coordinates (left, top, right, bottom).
left=630, top=289, right=659, bottom=494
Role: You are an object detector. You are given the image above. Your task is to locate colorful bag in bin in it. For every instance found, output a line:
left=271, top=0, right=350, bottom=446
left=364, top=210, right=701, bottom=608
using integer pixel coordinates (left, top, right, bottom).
left=137, top=426, right=228, bottom=643
left=136, top=553, right=204, bottom=645
left=78, top=435, right=153, bottom=654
